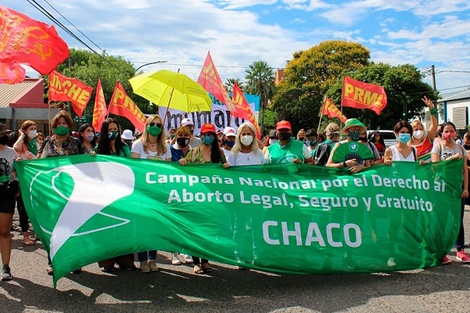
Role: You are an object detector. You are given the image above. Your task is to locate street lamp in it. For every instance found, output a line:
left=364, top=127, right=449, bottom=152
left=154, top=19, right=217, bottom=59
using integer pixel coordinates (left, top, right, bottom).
left=135, top=60, right=167, bottom=73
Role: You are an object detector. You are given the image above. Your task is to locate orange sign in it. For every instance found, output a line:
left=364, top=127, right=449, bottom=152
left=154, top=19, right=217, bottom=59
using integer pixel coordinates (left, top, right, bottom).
left=341, top=76, right=387, bottom=115
left=108, top=82, right=146, bottom=132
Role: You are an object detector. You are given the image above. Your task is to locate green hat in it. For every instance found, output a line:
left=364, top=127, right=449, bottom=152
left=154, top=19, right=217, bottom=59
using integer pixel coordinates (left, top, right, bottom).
left=341, top=118, right=366, bottom=135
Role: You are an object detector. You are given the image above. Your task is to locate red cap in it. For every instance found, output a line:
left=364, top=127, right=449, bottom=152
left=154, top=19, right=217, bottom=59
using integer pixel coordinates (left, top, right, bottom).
left=276, top=120, right=292, bottom=130
left=201, top=123, right=216, bottom=134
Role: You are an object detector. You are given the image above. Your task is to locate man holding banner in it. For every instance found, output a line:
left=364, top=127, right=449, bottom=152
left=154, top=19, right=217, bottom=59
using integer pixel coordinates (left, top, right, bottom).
left=264, top=120, right=313, bottom=164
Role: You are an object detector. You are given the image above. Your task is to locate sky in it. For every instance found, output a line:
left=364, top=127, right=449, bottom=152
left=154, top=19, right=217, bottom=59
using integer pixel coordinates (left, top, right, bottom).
left=3, top=0, right=470, bottom=94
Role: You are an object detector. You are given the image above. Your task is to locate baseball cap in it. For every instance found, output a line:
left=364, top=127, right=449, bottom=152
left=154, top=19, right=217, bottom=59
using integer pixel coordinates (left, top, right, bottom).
left=181, top=118, right=194, bottom=127
left=201, top=123, right=216, bottom=134
left=276, top=120, right=292, bottom=130
left=223, top=127, right=236, bottom=137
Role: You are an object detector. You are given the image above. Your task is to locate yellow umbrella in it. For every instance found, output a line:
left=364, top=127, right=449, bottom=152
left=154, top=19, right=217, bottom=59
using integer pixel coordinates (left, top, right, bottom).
left=129, top=70, right=212, bottom=113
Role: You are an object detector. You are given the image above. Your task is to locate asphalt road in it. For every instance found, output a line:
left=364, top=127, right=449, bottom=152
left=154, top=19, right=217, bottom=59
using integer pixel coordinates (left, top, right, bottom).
left=0, top=208, right=469, bottom=313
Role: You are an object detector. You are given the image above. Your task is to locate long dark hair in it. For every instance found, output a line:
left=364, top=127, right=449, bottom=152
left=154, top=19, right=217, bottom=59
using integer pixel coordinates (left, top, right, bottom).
left=78, top=123, right=97, bottom=147
left=203, top=131, right=222, bottom=163
left=97, top=118, right=127, bottom=156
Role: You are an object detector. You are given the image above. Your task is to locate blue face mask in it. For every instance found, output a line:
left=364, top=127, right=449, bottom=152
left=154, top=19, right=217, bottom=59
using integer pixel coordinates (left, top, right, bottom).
left=224, top=139, right=235, bottom=147
left=399, top=133, right=411, bottom=144
left=202, top=135, right=214, bottom=146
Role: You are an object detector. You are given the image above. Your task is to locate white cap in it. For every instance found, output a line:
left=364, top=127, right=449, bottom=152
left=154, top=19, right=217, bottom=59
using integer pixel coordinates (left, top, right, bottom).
left=181, top=118, right=194, bottom=127
left=121, top=129, right=134, bottom=140
left=223, top=127, right=236, bottom=137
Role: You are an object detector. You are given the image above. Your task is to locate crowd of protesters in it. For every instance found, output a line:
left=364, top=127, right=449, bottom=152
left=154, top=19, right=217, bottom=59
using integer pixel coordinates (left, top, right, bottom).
left=1, top=97, right=469, bottom=281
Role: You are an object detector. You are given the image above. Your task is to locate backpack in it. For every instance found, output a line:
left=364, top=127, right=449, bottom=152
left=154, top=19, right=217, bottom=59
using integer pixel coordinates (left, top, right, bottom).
left=314, top=141, right=336, bottom=166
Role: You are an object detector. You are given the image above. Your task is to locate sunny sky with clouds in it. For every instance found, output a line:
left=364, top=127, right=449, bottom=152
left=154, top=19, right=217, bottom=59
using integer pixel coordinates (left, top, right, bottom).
left=3, top=0, right=470, bottom=94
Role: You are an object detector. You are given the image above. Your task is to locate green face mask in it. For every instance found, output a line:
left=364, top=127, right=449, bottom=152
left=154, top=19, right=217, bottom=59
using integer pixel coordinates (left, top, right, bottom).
left=147, top=125, right=162, bottom=137
left=54, top=126, right=70, bottom=136
left=108, top=131, right=119, bottom=140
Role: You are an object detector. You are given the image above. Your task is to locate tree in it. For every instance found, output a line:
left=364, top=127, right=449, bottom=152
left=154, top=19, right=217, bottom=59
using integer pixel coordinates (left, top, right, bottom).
left=245, top=61, right=276, bottom=135
left=225, top=78, right=244, bottom=93
left=325, top=63, right=438, bottom=130
left=46, top=48, right=154, bottom=130
left=272, top=40, right=370, bottom=132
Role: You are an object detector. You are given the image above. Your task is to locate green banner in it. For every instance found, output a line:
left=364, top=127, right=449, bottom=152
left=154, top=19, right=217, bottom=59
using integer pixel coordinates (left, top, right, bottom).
left=15, top=155, right=462, bottom=284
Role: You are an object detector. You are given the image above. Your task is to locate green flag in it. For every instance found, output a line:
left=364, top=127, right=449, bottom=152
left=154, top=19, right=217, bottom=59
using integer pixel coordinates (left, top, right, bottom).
left=15, top=155, right=462, bottom=284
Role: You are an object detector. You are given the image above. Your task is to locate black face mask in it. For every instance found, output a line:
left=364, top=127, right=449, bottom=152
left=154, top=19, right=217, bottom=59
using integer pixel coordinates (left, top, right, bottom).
left=464, top=144, right=470, bottom=150
left=278, top=132, right=291, bottom=141
left=177, top=137, right=190, bottom=147
left=0, top=135, right=8, bottom=146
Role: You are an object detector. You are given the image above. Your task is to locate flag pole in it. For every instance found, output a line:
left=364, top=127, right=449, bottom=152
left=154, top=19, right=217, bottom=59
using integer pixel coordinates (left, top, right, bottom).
left=162, top=68, right=180, bottom=127
left=317, top=110, right=323, bottom=134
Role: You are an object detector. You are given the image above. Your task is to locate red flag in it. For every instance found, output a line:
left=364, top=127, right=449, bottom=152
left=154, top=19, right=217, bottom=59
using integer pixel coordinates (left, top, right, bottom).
left=0, top=62, right=25, bottom=84
left=92, top=79, right=108, bottom=131
left=108, top=82, right=146, bottom=132
left=0, top=5, right=69, bottom=78
left=197, top=51, right=236, bottom=112
left=321, top=97, right=347, bottom=123
left=48, top=70, right=93, bottom=117
left=231, top=83, right=261, bottom=138
left=341, top=76, right=387, bottom=115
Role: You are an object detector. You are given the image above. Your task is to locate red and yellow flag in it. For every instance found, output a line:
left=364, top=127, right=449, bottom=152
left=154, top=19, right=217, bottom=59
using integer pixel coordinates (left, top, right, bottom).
left=108, top=82, right=146, bottom=132
left=0, top=5, right=69, bottom=79
left=231, top=83, right=261, bottom=138
left=0, top=62, right=25, bottom=84
left=197, top=51, right=236, bottom=112
left=341, top=76, right=387, bottom=115
left=92, top=79, right=108, bottom=132
left=48, top=70, right=92, bottom=117
left=321, top=97, right=347, bottom=123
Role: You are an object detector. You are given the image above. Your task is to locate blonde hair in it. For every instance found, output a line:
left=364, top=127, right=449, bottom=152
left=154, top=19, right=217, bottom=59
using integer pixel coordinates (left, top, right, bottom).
left=231, top=121, right=260, bottom=155
left=141, top=115, right=167, bottom=154
left=411, top=119, right=423, bottom=129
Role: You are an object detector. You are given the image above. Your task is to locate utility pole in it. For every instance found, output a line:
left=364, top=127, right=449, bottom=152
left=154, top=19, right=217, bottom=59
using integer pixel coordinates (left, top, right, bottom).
left=431, top=65, right=437, bottom=91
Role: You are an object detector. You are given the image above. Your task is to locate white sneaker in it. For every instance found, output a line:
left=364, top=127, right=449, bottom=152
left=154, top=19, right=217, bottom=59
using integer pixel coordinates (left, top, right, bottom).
left=171, top=253, right=182, bottom=265
left=140, top=261, right=151, bottom=273
left=182, top=254, right=193, bottom=264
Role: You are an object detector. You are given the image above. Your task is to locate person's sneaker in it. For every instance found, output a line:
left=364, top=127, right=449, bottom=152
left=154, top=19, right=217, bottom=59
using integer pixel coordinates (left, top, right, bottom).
left=2, top=265, right=12, bottom=281
left=456, top=250, right=470, bottom=263
left=441, top=255, right=452, bottom=265
left=183, top=254, right=193, bottom=264
left=387, top=258, right=396, bottom=267
left=149, top=260, right=159, bottom=272
left=140, top=261, right=151, bottom=273
left=171, top=253, right=182, bottom=265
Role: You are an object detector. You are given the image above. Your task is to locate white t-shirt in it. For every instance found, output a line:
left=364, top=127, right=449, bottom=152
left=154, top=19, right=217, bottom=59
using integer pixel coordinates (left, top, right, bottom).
left=0, top=146, right=18, bottom=183
left=227, top=149, right=265, bottom=166
left=131, top=139, right=171, bottom=161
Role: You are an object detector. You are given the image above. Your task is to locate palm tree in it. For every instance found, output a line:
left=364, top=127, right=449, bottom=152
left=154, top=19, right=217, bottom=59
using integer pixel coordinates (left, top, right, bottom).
left=245, top=61, right=275, bottom=135
left=225, top=78, right=244, bottom=93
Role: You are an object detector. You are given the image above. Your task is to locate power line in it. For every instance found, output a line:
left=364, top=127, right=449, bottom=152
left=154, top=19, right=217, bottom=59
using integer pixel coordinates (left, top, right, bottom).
left=27, top=0, right=116, bottom=68
left=42, top=0, right=105, bottom=53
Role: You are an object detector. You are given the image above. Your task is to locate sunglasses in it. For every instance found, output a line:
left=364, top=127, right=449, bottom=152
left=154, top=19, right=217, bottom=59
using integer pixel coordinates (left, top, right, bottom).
left=149, top=122, right=162, bottom=127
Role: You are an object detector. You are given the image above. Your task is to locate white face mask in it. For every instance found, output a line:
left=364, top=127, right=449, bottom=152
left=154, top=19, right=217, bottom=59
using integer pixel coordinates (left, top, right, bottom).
left=28, top=129, right=37, bottom=140
left=413, top=130, right=424, bottom=140
left=269, top=138, right=278, bottom=145
left=84, top=133, right=95, bottom=142
left=240, top=135, right=253, bottom=146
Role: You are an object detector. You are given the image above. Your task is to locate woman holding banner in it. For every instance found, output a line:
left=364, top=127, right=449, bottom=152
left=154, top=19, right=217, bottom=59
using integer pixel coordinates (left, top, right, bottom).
left=383, top=120, right=418, bottom=267
left=431, top=121, right=470, bottom=265
left=95, top=118, right=135, bottom=273
left=131, top=115, right=171, bottom=273
left=179, top=123, right=226, bottom=274
left=38, top=110, right=85, bottom=275
left=224, top=121, right=264, bottom=167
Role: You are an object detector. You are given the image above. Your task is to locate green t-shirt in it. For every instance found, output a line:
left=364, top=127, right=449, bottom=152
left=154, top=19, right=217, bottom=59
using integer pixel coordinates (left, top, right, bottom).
left=267, top=139, right=305, bottom=164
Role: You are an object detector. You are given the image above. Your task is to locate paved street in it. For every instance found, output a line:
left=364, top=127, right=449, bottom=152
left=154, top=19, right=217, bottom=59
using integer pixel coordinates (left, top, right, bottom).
left=0, top=207, right=469, bottom=313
